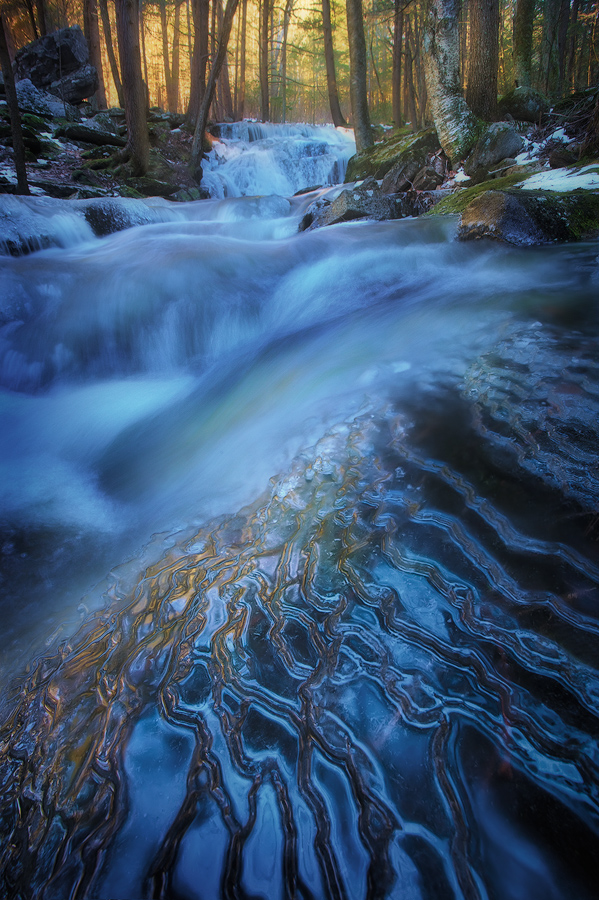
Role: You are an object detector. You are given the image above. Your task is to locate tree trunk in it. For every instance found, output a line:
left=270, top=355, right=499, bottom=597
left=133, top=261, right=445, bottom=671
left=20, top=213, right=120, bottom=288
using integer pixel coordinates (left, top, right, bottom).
left=567, top=0, right=580, bottom=91
left=260, top=0, right=271, bottom=120
left=84, top=0, right=107, bottom=108
left=237, top=0, right=247, bottom=118
left=346, top=0, right=372, bottom=151
left=541, top=0, right=561, bottom=95
left=322, top=0, right=346, bottom=126
left=99, top=0, right=124, bottom=107
left=139, top=0, right=149, bottom=93
left=160, top=0, right=175, bottom=111
left=512, top=0, right=535, bottom=88
left=392, top=0, right=403, bottom=127
left=423, top=0, right=478, bottom=163
left=216, top=0, right=234, bottom=119
left=190, top=0, right=240, bottom=177
left=187, top=0, right=209, bottom=125
left=115, top=0, right=150, bottom=174
left=35, top=0, right=48, bottom=36
left=405, top=14, right=418, bottom=130
left=465, top=0, right=498, bottom=119
left=172, top=0, right=182, bottom=112
left=0, top=15, right=29, bottom=194
left=24, top=0, right=39, bottom=40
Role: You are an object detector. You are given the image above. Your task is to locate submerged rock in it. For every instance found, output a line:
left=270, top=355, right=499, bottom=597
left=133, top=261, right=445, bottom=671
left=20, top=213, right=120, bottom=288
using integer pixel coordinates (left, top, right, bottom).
left=458, top=188, right=599, bottom=244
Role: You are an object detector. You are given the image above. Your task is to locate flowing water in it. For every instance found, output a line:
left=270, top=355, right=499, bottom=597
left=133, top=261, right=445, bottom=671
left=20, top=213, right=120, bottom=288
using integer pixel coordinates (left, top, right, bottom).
left=0, top=125, right=598, bottom=900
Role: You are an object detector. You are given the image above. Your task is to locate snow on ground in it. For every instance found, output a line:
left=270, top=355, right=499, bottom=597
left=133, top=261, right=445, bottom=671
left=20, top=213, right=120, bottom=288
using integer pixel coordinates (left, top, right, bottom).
left=518, top=165, right=599, bottom=191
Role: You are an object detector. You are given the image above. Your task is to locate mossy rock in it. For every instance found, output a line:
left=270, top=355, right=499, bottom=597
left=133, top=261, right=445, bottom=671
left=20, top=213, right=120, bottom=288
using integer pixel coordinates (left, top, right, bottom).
left=458, top=187, right=599, bottom=244
left=345, top=127, right=439, bottom=182
left=428, top=171, right=533, bottom=216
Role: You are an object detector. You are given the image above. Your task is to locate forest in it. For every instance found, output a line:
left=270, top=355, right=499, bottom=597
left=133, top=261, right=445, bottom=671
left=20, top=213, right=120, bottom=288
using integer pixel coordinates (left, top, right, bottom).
left=2, top=0, right=599, bottom=177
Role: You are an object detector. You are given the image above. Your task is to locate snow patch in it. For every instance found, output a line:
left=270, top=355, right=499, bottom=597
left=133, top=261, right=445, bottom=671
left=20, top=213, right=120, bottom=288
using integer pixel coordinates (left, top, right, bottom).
left=517, top=165, right=599, bottom=192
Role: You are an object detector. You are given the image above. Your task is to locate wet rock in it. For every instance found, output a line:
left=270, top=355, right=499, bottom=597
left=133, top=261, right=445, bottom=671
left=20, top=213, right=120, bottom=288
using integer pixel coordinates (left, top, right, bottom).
left=458, top=188, right=599, bottom=245
left=14, top=26, right=98, bottom=104
left=497, top=87, right=549, bottom=124
left=345, top=127, right=439, bottom=182
left=464, top=123, right=525, bottom=178
left=300, top=181, right=452, bottom=231
left=124, top=176, right=179, bottom=197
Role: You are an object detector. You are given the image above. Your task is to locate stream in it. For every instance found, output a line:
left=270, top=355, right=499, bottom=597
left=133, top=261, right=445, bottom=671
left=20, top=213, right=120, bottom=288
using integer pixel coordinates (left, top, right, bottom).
left=0, top=123, right=598, bottom=900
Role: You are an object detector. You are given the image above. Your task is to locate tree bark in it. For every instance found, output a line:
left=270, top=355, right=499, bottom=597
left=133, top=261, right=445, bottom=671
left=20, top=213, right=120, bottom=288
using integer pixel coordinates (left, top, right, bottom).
left=465, top=0, right=498, bottom=119
left=35, top=0, right=48, bottom=36
left=190, top=0, right=240, bottom=177
left=512, top=0, right=535, bottom=88
left=423, top=0, right=478, bottom=163
left=172, top=0, right=182, bottom=112
left=216, top=0, right=234, bottom=119
left=260, top=0, right=271, bottom=120
left=160, top=0, right=176, bottom=111
left=541, top=0, right=562, bottom=95
left=84, top=0, right=108, bottom=108
left=99, top=0, right=124, bottom=107
left=115, top=0, right=150, bottom=174
left=237, top=0, right=247, bottom=118
left=322, top=0, right=346, bottom=127
left=0, top=15, right=29, bottom=194
left=346, top=0, right=372, bottom=151
left=392, top=0, right=403, bottom=127
left=187, top=0, right=209, bottom=125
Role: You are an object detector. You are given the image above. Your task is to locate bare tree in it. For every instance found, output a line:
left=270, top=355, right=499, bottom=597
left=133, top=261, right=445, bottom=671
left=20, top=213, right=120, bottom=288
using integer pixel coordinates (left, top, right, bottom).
left=466, top=0, right=498, bottom=119
left=512, top=0, right=535, bottom=88
left=187, top=0, right=209, bottom=125
left=99, top=0, right=124, bottom=106
left=115, top=0, right=150, bottom=173
left=0, top=15, right=29, bottom=194
left=392, top=0, right=403, bottom=127
left=322, top=0, right=346, bottom=126
left=423, top=0, right=478, bottom=163
left=84, top=0, right=108, bottom=108
left=346, top=0, right=372, bottom=151
left=190, top=0, right=239, bottom=177
left=260, top=0, right=271, bottom=120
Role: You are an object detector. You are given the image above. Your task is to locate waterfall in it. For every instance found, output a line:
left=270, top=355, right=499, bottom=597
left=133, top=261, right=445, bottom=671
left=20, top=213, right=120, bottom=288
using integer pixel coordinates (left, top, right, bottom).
left=0, top=127, right=598, bottom=900
left=201, top=121, right=357, bottom=198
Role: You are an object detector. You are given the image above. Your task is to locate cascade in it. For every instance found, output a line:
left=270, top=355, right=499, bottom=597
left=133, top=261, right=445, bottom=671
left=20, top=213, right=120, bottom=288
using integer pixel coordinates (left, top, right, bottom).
left=0, top=126, right=598, bottom=900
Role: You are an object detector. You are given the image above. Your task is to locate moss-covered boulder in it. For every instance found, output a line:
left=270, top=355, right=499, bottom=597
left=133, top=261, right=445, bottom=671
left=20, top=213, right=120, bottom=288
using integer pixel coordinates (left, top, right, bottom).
left=458, top=188, right=599, bottom=244
left=344, top=127, right=439, bottom=183
left=497, top=87, right=549, bottom=124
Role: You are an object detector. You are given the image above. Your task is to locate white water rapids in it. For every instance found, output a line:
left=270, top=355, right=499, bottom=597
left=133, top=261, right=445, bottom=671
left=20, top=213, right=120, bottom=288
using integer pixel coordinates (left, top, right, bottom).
left=0, top=124, right=598, bottom=900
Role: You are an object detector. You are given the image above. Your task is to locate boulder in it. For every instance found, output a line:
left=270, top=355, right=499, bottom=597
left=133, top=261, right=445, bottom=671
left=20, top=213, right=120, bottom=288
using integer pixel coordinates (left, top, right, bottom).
left=412, top=165, right=444, bottom=191
left=497, top=87, right=549, bottom=124
left=14, top=26, right=98, bottom=104
left=55, top=122, right=126, bottom=147
left=381, top=158, right=421, bottom=193
left=345, top=127, right=440, bottom=182
left=300, top=179, right=452, bottom=231
left=15, top=78, right=81, bottom=119
left=458, top=188, right=599, bottom=245
left=48, top=64, right=98, bottom=105
left=464, top=123, right=525, bottom=178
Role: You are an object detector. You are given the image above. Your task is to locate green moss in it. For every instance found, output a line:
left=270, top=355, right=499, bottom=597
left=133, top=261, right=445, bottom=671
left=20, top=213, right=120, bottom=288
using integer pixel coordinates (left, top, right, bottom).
left=514, top=188, right=599, bottom=240
left=345, top=127, right=438, bottom=182
left=428, top=171, right=534, bottom=215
